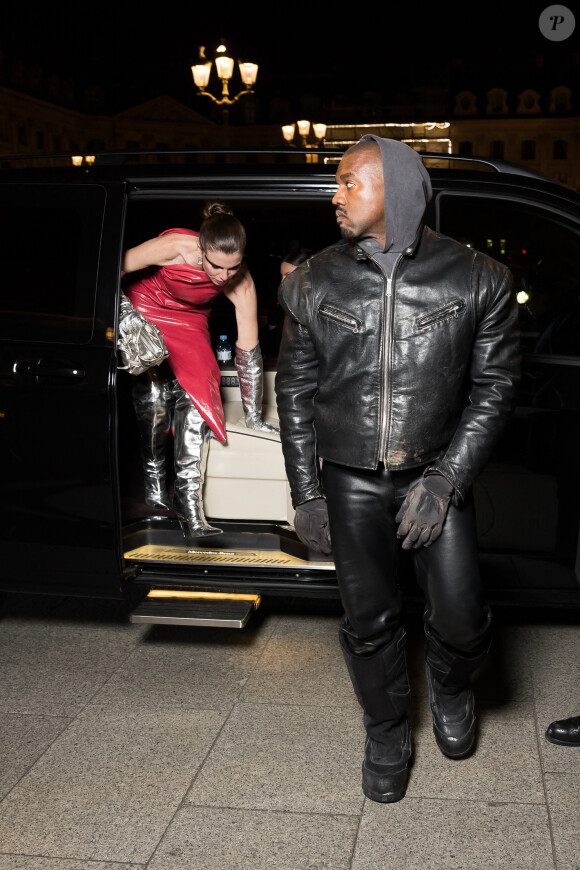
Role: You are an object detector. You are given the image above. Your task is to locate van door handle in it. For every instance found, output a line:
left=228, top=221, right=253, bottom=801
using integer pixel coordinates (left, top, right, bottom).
left=14, top=359, right=86, bottom=380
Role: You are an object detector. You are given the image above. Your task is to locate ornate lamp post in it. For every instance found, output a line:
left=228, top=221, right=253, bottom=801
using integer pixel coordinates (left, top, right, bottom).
left=281, top=120, right=327, bottom=161
left=71, top=155, right=95, bottom=167
left=191, top=44, right=258, bottom=126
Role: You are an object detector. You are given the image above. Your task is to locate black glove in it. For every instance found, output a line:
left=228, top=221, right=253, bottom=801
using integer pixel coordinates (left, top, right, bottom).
left=395, top=474, right=454, bottom=550
left=294, top=497, right=332, bottom=555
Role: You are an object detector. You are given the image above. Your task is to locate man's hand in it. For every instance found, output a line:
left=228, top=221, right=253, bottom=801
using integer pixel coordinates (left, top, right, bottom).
left=395, top=474, right=454, bottom=550
left=294, top=497, right=332, bottom=555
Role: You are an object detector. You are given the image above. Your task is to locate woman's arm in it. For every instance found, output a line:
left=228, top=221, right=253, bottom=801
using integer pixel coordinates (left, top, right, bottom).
left=122, top=233, right=201, bottom=274
left=223, top=267, right=259, bottom=350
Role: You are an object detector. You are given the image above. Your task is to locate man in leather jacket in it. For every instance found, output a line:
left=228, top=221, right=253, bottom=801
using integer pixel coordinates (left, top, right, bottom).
left=275, top=136, right=521, bottom=803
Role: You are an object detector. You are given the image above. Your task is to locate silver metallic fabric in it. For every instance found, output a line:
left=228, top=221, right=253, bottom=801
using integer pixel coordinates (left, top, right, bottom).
left=234, top=343, right=279, bottom=433
left=118, top=291, right=169, bottom=376
left=132, top=369, right=222, bottom=539
left=132, top=368, right=172, bottom=510
left=172, top=383, right=222, bottom=540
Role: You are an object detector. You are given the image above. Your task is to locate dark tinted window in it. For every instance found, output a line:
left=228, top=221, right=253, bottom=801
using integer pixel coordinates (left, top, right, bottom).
left=437, top=193, right=580, bottom=355
left=0, top=184, right=106, bottom=343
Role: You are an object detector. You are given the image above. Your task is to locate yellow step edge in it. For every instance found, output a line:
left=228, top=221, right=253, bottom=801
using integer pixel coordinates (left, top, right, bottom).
left=147, top=589, right=261, bottom=607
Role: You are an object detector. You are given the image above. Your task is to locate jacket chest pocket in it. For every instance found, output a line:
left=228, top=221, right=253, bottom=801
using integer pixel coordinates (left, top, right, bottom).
left=319, top=303, right=362, bottom=333
left=416, top=298, right=466, bottom=331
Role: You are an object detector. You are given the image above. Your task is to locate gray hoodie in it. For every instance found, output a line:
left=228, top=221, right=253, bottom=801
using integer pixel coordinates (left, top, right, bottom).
left=357, top=135, right=433, bottom=277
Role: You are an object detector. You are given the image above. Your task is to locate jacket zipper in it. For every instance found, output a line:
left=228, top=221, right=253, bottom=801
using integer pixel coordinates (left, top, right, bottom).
left=319, top=303, right=362, bottom=333
left=417, top=299, right=466, bottom=330
left=377, top=255, right=403, bottom=465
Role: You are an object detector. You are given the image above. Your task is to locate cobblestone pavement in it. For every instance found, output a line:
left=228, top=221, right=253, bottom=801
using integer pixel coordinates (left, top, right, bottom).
left=0, top=591, right=579, bottom=870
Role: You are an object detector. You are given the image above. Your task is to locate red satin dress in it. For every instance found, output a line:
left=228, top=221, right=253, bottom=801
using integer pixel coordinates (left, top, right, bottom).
left=125, top=228, right=227, bottom=441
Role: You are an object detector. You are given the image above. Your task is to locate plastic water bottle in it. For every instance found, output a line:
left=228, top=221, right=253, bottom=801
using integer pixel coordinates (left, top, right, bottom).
left=216, top=335, right=232, bottom=364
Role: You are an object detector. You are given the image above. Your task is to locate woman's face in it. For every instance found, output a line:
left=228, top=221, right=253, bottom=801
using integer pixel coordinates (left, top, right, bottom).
left=280, top=260, right=297, bottom=279
left=202, top=246, right=244, bottom=285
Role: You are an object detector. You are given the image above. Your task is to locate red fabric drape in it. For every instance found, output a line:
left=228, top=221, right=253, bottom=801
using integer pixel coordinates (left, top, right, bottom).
left=125, top=228, right=227, bottom=441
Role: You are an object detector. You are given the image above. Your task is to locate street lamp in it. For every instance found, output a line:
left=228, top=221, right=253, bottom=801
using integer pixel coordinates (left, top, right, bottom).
left=281, top=120, right=327, bottom=161
left=191, top=44, right=258, bottom=125
left=71, top=155, right=95, bottom=167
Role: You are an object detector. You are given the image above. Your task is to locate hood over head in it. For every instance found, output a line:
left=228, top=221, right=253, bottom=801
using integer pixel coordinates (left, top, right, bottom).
left=358, top=135, right=432, bottom=253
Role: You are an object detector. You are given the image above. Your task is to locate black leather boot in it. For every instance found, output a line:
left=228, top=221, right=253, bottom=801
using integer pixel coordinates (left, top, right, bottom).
left=425, top=625, right=491, bottom=759
left=339, top=624, right=411, bottom=803
left=545, top=715, right=580, bottom=746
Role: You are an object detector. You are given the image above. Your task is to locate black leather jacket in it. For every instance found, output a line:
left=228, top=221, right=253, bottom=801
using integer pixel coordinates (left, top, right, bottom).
left=275, top=226, right=521, bottom=507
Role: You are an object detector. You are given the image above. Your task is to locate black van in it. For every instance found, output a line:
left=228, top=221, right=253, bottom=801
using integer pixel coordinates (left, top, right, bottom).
left=1, top=150, right=579, bottom=625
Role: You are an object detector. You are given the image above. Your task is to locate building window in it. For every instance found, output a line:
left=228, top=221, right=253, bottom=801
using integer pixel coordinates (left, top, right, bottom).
left=553, top=140, right=567, bottom=159
left=486, top=88, right=508, bottom=115
left=18, top=126, right=28, bottom=146
left=454, top=91, right=477, bottom=115
left=549, top=87, right=572, bottom=113
left=490, top=140, right=505, bottom=159
left=53, top=134, right=61, bottom=151
left=516, top=89, right=541, bottom=114
left=36, top=131, right=44, bottom=150
left=458, top=140, right=473, bottom=156
left=521, top=140, right=536, bottom=160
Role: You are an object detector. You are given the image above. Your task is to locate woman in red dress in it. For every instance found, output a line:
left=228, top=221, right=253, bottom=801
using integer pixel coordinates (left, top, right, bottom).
left=121, top=200, right=277, bottom=542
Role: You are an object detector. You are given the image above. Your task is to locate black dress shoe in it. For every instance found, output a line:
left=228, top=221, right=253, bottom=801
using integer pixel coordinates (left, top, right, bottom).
left=545, top=715, right=580, bottom=746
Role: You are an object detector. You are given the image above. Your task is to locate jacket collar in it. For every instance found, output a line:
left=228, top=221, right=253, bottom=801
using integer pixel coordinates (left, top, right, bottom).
left=349, top=223, right=427, bottom=262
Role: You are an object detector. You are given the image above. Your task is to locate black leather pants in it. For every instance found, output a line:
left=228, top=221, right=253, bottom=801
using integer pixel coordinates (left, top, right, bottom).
left=322, top=460, right=491, bottom=655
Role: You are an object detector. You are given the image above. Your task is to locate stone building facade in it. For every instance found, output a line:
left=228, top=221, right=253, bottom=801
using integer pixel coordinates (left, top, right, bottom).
left=0, top=54, right=577, bottom=190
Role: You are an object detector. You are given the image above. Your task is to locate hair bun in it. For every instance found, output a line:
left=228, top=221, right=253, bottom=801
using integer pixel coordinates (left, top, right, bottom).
left=203, top=199, right=234, bottom=220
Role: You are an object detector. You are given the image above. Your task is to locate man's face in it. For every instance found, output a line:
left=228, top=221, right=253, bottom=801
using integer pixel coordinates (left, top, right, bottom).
left=332, top=149, right=385, bottom=244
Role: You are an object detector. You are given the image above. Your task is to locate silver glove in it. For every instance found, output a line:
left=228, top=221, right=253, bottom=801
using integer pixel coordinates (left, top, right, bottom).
left=118, top=291, right=169, bottom=376
left=234, top=343, right=279, bottom=433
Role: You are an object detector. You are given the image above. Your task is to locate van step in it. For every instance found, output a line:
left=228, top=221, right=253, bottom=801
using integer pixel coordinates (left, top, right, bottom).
left=130, top=591, right=260, bottom=628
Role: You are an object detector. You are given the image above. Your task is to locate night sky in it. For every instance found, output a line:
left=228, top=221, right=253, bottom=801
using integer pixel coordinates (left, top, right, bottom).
left=4, top=3, right=578, bottom=114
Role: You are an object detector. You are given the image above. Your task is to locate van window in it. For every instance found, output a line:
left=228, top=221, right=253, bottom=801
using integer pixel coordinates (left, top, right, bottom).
left=0, top=184, right=106, bottom=343
left=123, top=193, right=338, bottom=361
left=437, top=193, right=580, bottom=355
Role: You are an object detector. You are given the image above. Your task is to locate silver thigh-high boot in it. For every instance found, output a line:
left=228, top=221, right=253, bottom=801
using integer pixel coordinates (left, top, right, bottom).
left=235, top=343, right=279, bottom=433
left=132, top=367, right=172, bottom=510
left=172, top=382, right=222, bottom=542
